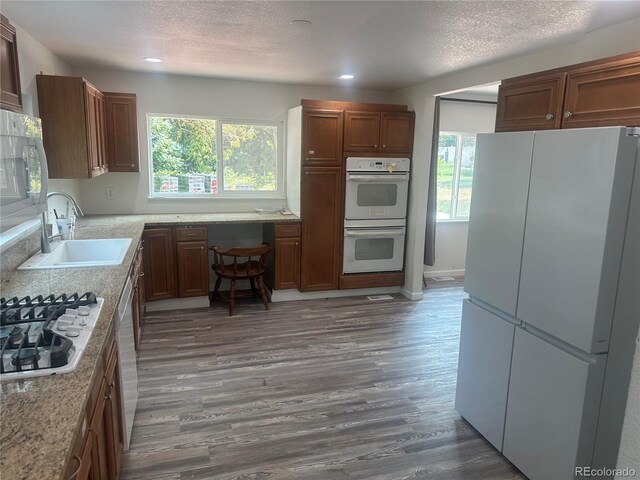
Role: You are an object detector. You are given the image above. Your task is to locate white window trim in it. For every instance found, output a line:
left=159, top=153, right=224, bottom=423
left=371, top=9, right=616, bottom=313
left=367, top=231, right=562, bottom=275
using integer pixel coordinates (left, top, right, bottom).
left=437, top=131, right=476, bottom=222
left=146, top=113, right=285, bottom=199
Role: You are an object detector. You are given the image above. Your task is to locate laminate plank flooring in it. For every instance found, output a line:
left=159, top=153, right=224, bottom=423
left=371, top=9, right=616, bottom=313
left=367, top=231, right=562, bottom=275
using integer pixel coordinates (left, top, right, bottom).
left=121, top=284, right=525, bottom=480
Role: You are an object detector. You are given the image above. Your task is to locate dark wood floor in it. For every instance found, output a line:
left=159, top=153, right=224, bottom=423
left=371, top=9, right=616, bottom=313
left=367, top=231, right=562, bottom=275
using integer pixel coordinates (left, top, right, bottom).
left=121, top=283, right=525, bottom=480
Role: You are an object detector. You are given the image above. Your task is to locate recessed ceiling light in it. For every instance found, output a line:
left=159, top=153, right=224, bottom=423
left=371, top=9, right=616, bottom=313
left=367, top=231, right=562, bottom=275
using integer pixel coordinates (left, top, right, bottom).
left=340, top=74, right=355, bottom=80
left=290, top=19, right=312, bottom=26
left=143, top=57, right=163, bottom=63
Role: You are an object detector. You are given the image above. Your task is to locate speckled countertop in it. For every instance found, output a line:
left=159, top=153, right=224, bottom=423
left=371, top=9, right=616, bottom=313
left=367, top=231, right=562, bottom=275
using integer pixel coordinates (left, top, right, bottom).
left=0, top=212, right=300, bottom=480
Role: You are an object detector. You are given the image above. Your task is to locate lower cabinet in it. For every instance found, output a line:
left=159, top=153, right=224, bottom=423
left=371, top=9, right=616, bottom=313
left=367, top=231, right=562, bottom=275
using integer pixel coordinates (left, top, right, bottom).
left=142, top=228, right=176, bottom=302
left=143, top=226, right=209, bottom=302
left=300, top=166, right=342, bottom=291
left=131, top=240, right=145, bottom=352
left=455, top=299, right=515, bottom=451
left=65, top=330, right=123, bottom=480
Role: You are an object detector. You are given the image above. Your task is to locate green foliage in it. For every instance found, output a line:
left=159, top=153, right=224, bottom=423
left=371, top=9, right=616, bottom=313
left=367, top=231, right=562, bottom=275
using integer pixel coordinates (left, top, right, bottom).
left=149, top=117, right=277, bottom=193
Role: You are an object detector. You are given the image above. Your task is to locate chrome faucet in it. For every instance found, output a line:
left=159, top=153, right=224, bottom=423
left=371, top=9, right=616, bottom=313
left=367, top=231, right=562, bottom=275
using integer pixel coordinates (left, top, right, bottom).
left=40, top=191, right=84, bottom=253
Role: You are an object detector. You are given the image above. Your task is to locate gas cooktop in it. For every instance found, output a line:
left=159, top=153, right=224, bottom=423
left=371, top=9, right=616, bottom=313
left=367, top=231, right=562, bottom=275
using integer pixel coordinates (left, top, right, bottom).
left=0, top=292, right=103, bottom=381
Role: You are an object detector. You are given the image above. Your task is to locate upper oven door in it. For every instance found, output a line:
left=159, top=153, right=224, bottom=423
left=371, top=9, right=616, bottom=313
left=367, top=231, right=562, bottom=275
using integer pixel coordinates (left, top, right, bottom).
left=345, top=172, right=409, bottom=220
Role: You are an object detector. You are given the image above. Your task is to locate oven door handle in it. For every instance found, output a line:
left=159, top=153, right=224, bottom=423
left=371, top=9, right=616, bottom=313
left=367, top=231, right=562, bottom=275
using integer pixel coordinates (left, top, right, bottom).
left=346, top=173, right=410, bottom=182
left=345, top=229, right=406, bottom=237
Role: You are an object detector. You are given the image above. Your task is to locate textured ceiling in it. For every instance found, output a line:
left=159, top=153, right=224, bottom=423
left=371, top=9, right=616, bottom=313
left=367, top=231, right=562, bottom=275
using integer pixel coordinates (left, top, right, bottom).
left=2, top=1, right=639, bottom=90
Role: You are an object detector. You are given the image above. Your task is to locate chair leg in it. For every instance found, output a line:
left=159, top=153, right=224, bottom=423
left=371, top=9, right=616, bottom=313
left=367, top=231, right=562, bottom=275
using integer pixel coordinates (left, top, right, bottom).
left=250, top=278, right=258, bottom=297
left=229, top=279, right=236, bottom=316
left=210, top=276, right=221, bottom=304
left=257, top=275, right=269, bottom=310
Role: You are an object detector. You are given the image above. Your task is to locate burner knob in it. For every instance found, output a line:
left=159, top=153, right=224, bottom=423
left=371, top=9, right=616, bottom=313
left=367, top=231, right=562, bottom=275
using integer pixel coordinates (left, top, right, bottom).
left=65, top=308, right=79, bottom=318
left=66, top=326, right=81, bottom=337
left=78, top=306, right=91, bottom=316
left=79, top=318, right=88, bottom=326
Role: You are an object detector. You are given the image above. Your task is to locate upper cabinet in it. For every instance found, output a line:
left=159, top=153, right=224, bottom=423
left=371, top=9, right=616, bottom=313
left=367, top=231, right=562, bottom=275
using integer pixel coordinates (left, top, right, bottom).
left=344, top=111, right=414, bottom=153
left=495, top=51, right=640, bottom=132
left=37, top=75, right=108, bottom=178
left=0, top=14, right=22, bottom=113
left=104, top=92, right=140, bottom=172
left=37, top=75, right=140, bottom=178
left=302, top=109, right=344, bottom=166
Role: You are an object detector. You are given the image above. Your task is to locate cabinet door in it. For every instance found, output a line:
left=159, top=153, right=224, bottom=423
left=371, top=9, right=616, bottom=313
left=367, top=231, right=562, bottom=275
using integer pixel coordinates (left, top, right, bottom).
left=302, top=109, right=344, bottom=166
left=464, top=132, right=533, bottom=315
left=562, top=56, right=640, bottom=128
left=143, top=228, right=177, bottom=301
left=344, top=111, right=380, bottom=152
left=503, top=328, right=606, bottom=480
left=495, top=72, right=566, bottom=132
left=176, top=241, right=209, bottom=297
left=84, top=85, right=102, bottom=178
left=455, top=300, right=515, bottom=451
left=105, top=93, right=139, bottom=172
left=104, top=346, right=123, bottom=478
left=96, top=92, right=108, bottom=173
left=300, top=166, right=342, bottom=291
left=0, top=14, right=22, bottom=113
left=90, top=380, right=111, bottom=480
left=274, top=237, right=300, bottom=290
left=379, top=112, right=414, bottom=153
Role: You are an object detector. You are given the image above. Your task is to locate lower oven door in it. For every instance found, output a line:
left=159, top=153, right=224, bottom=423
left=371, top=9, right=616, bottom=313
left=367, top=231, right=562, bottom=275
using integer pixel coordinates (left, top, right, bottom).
left=345, top=172, right=409, bottom=219
left=343, top=226, right=406, bottom=274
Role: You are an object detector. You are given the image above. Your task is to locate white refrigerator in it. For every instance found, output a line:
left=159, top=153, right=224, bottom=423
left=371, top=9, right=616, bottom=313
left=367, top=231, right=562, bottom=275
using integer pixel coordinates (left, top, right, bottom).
left=455, top=127, right=639, bottom=480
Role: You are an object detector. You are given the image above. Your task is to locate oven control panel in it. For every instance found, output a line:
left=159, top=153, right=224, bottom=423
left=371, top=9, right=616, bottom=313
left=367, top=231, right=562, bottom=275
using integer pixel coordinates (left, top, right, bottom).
left=346, top=157, right=410, bottom=173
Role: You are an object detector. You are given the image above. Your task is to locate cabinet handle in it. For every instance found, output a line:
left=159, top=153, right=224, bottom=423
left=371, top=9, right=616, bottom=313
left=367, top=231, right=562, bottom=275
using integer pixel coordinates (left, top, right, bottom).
left=139, top=272, right=145, bottom=277
left=295, top=242, right=299, bottom=246
left=382, top=145, right=386, bottom=149
left=563, top=111, right=573, bottom=118
left=131, top=164, right=135, bottom=168
left=305, top=158, right=311, bottom=162
left=373, top=144, right=378, bottom=148
left=545, top=113, right=554, bottom=120
left=105, top=392, right=112, bottom=401
left=66, top=454, right=82, bottom=480
left=200, top=246, right=204, bottom=250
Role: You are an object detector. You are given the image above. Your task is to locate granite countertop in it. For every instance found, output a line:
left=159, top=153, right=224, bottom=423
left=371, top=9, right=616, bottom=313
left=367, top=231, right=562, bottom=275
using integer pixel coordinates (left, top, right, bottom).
left=0, top=212, right=300, bottom=480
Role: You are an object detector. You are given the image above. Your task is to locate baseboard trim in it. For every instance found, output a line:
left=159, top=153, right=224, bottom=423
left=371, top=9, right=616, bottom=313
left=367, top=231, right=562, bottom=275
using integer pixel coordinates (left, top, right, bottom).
left=145, top=296, right=210, bottom=312
left=401, top=288, right=424, bottom=301
left=423, top=268, right=465, bottom=278
left=271, top=286, right=402, bottom=302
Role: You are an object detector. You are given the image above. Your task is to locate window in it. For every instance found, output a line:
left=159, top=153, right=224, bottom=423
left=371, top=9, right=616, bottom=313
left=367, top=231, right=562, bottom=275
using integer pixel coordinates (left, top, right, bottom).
left=148, top=115, right=283, bottom=198
left=437, top=132, right=476, bottom=220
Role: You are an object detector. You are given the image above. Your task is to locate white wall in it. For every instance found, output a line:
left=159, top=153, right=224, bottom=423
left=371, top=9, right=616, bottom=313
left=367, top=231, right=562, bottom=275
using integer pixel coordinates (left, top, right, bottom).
left=67, top=67, right=394, bottom=215
left=424, top=98, right=496, bottom=277
left=392, top=16, right=640, bottom=300
left=12, top=22, right=81, bottom=219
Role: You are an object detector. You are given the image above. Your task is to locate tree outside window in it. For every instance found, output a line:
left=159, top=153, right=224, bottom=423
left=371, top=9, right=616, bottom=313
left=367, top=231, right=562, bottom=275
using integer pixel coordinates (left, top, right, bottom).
left=436, top=132, right=476, bottom=220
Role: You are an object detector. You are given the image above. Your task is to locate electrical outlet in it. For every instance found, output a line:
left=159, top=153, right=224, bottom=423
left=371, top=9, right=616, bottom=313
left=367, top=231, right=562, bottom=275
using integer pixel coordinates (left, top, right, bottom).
left=106, top=187, right=115, bottom=200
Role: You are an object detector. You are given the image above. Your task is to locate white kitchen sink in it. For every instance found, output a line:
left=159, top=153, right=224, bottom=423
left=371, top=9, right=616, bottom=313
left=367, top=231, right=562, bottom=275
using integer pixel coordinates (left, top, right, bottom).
left=18, top=238, right=133, bottom=270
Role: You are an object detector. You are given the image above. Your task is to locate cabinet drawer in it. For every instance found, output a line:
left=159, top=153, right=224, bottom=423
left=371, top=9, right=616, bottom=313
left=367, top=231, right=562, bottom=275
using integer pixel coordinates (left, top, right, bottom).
left=175, top=226, right=207, bottom=241
left=275, top=223, right=301, bottom=238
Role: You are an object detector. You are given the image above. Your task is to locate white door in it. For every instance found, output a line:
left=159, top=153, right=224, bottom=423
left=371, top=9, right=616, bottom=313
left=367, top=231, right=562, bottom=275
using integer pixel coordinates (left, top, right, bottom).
left=503, top=328, right=606, bottom=480
left=517, top=127, right=637, bottom=353
left=464, top=131, right=533, bottom=315
left=455, top=299, right=515, bottom=451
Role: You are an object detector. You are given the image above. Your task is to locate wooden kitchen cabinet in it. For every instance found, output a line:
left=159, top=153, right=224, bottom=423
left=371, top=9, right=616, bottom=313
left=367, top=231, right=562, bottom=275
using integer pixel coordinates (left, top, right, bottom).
left=65, top=330, right=123, bottom=480
left=0, top=14, right=22, bottom=113
left=274, top=223, right=301, bottom=290
left=495, top=51, right=640, bottom=132
left=143, top=226, right=209, bottom=302
left=131, top=240, right=145, bottom=352
left=37, top=75, right=108, bottom=178
left=143, top=228, right=177, bottom=302
left=562, top=55, right=640, bottom=128
left=344, top=111, right=415, bottom=153
left=175, top=226, right=209, bottom=298
left=104, top=92, right=139, bottom=172
left=302, top=109, right=344, bottom=166
left=300, top=166, right=342, bottom=291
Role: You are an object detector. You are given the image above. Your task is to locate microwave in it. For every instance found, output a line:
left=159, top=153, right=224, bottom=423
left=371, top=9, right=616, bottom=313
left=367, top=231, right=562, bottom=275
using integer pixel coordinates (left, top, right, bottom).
left=0, top=110, right=48, bottom=234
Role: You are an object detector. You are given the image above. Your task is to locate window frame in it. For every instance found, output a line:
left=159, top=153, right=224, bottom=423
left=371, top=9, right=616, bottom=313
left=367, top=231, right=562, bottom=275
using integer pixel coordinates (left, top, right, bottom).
left=146, top=113, right=285, bottom=199
left=436, top=131, right=477, bottom=222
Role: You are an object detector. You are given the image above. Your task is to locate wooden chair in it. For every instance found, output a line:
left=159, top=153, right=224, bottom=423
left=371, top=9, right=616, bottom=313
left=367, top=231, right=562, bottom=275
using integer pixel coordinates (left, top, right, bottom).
left=209, top=244, right=272, bottom=316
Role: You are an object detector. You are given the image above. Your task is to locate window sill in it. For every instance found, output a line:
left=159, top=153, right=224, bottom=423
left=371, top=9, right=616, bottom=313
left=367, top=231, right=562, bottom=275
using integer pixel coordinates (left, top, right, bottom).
left=147, top=195, right=287, bottom=201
